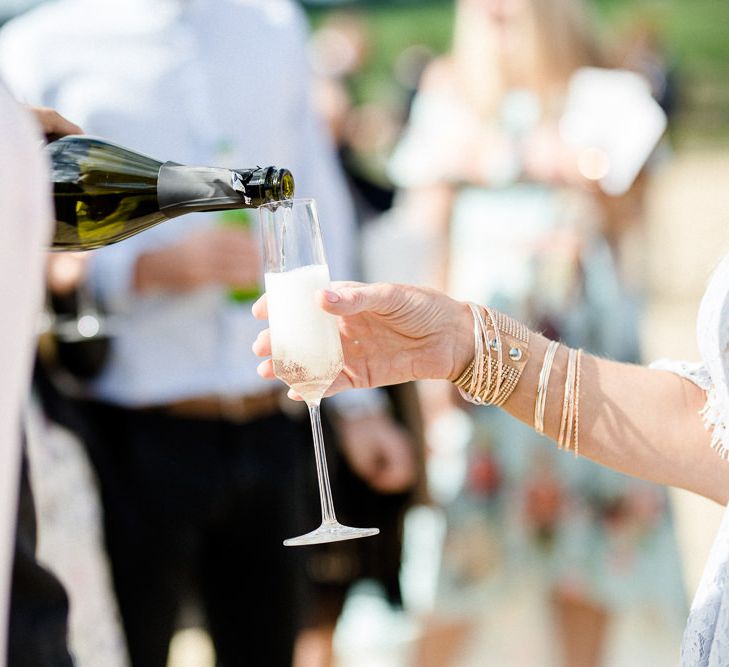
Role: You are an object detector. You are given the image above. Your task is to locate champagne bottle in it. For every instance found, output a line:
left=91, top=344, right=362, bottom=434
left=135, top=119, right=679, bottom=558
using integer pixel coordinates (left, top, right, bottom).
left=48, top=136, right=295, bottom=251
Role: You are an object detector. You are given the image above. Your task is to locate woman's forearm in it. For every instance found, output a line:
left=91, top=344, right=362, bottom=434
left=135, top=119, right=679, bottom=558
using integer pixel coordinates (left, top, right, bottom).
left=502, top=333, right=724, bottom=503
left=256, top=282, right=724, bottom=500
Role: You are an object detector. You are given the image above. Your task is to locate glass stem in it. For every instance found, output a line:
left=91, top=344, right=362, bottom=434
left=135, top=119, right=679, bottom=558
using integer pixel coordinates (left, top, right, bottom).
left=308, top=401, right=337, bottom=525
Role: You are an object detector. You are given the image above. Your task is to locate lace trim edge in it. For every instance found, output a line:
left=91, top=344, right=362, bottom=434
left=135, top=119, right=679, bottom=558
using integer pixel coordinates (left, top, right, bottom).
left=700, top=384, right=729, bottom=460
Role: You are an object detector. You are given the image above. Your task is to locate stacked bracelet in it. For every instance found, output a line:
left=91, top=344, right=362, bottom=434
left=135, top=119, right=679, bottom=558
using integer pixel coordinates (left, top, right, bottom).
left=454, top=307, right=583, bottom=458
left=453, top=304, right=530, bottom=407
left=534, top=340, right=559, bottom=434
left=557, top=347, right=583, bottom=457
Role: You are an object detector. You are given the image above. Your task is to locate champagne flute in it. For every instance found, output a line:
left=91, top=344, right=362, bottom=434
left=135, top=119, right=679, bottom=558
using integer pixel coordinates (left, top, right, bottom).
left=259, top=198, right=379, bottom=546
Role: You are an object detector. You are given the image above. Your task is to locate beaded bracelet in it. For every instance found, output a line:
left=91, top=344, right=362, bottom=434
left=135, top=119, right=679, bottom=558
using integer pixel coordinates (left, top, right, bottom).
left=454, top=304, right=530, bottom=407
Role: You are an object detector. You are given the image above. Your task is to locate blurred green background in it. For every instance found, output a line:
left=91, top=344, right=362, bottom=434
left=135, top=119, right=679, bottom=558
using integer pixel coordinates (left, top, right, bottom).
left=305, top=0, right=729, bottom=145
left=2, top=0, right=726, bottom=142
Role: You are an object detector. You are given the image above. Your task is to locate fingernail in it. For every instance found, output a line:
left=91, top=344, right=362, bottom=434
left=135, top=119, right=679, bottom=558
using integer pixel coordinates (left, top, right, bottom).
left=324, top=290, right=341, bottom=303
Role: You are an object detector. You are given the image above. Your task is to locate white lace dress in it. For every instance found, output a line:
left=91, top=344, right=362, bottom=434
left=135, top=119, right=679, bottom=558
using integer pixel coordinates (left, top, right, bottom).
left=653, top=253, right=729, bottom=665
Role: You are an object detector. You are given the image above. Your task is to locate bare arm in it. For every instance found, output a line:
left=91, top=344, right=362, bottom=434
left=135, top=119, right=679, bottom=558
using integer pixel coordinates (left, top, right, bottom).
left=253, top=283, right=722, bottom=502
left=507, top=333, right=721, bottom=503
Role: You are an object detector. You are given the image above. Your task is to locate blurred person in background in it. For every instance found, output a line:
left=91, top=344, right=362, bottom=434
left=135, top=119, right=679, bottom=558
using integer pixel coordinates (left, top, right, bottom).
left=617, top=16, right=680, bottom=123
left=388, top=0, right=685, bottom=665
left=310, top=10, right=405, bottom=225
left=296, top=12, right=428, bottom=666
left=25, top=248, right=131, bottom=667
left=0, top=1, right=416, bottom=665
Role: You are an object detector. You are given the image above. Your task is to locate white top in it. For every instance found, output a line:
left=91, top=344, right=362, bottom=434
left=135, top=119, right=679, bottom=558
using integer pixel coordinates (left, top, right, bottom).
left=0, top=0, right=360, bottom=406
left=0, top=84, right=52, bottom=667
left=652, top=253, right=729, bottom=665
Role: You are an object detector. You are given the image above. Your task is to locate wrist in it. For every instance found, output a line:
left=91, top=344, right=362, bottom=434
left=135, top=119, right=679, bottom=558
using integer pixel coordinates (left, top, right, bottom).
left=450, top=306, right=531, bottom=407
left=448, top=301, right=476, bottom=382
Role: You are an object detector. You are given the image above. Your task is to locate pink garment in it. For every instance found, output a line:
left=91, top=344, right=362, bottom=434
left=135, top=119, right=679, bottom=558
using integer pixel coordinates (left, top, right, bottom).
left=0, top=86, right=51, bottom=665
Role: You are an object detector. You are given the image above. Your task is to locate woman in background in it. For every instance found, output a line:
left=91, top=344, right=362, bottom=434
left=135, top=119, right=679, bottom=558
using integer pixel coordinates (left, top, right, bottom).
left=388, top=0, right=685, bottom=664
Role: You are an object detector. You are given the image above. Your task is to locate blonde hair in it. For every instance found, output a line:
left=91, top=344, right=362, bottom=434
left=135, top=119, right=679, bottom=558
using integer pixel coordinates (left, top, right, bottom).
left=530, top=0, right=604, bottom=81
left=452, top=0, right=605, bottom=114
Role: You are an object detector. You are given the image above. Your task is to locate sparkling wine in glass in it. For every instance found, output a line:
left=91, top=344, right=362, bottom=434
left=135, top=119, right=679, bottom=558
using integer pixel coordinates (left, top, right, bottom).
left=259, top=198, right=379, bottom=546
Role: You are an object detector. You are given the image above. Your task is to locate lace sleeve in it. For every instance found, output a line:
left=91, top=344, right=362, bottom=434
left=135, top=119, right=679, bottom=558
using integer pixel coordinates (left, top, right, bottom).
left=650, top=359, right=712, bottom=390
left=650, top=359, right=729, bottom=460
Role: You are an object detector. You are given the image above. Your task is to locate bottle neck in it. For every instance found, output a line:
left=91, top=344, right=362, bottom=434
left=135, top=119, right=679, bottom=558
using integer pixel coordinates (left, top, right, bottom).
left=157, top=162, right=288, bottom=217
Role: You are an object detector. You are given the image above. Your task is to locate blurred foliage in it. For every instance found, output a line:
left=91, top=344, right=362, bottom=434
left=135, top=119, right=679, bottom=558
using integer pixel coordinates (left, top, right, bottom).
left=595, top=0, right=729, bottom=144
left=307, top=0, right=729, bottom=145
left=307, top=2, right=454, bottom=108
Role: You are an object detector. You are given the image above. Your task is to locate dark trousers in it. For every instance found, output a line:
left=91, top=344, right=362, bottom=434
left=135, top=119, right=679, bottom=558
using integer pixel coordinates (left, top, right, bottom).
left=82, top=404, right=310, bottom=667
left=8, top=454, right=73, bottom=667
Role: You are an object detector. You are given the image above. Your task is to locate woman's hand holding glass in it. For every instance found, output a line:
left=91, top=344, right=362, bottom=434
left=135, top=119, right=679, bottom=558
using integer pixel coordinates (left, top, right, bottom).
left=254, top=280, right=726, bottom=505
left=258, top=199, right=388, bottom=546
left=253, top=281, right=473, bottom=397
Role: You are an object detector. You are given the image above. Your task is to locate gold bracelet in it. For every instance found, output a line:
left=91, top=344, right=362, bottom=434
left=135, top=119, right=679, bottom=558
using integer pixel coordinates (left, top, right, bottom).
left=454, top=305, right=530, bottom=407
left=484, top=307, right=504, bottom=403
left=493, top=364, right=524, bottom=407
left=494, top=310, right=530, bottom=348
left=455, top=304, right=490, bottom=403
left=534, top=340, right=559, bottom=434
left=573, top=349, right=583, bottom=458
left=565, top=349, right=577, bottom=451
left=453, top=360, right=475, bottom=389
left=492, top=309, right=530, bottom=406
left=454, top=304, right=486, bottom=398
left=468, top=357, right=522, bottom=406
left=457, top=306, right=494, bottom=402
left=557, top=347, right=577, bottom=450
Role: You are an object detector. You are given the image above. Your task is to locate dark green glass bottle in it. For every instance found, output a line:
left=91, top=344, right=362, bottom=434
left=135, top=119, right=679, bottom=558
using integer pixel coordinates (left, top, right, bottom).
left=48, top=136, right=295, bottom=251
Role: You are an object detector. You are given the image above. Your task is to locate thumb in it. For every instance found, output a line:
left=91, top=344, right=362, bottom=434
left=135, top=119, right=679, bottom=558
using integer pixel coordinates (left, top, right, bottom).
left=319, top=282, right=402, bottom=317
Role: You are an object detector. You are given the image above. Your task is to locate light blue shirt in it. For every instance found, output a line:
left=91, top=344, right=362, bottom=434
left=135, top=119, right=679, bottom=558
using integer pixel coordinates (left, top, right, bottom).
left=1, top=0, right=364, bottom=407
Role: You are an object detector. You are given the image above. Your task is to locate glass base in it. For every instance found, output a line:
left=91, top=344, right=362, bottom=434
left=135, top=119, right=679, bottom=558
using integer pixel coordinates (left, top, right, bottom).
left=283, top=522, right=379, bottom=547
